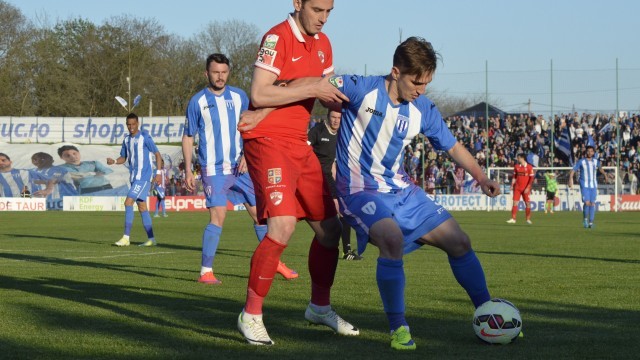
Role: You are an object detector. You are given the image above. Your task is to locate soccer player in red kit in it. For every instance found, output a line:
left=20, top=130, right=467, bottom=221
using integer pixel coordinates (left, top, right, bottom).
left=236, top=0, right=358, bottom=346
left=507, top=153, right=534, bottom=224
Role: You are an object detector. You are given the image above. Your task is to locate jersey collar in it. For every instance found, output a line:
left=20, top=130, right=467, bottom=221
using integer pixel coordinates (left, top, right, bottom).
left=287, top=14, right=320, bottom=42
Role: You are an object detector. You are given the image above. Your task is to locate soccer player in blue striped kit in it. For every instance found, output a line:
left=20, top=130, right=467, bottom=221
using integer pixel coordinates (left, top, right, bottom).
left=568, top=145, right=607, bottom=228
left=182, top=53, right=298, bottom=285
left=327, top=37, right=501, bottom=350
left=107, top=112, right=163, bottom=247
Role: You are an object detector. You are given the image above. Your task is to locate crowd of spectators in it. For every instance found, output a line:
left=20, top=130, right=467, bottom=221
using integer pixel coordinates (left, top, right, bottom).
left=404, top=112, right=640, bottom=195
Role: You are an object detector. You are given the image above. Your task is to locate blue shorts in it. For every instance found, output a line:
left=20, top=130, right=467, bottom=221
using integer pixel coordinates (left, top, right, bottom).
left=128, top=180, right=152, bottom=201
left=202, top=172, right=256, bottom=208
left=581, top=187, right=597, bottom=203
left=339, top=184, right=452, bottom=256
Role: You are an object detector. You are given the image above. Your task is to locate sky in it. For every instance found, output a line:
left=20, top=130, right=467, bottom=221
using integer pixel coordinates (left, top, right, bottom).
left=10, top=0, right=640, bottom=115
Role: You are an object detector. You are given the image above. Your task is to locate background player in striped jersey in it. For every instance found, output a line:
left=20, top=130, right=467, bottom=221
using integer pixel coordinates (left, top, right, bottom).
left=107, top=112, right=162, bottom=247
left=506, top=153, right=534, bottom=224
left=236, top=0, right=357, bottom=346
left=153, top=159, right=168, bottom=217
left=568, top=145, right=607, bottom=228
left=326, top=37, right=500, bottom=350
left=182, top=53, right=298, bottom=285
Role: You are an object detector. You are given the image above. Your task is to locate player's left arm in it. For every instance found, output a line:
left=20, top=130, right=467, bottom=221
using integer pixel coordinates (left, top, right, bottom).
left=447, top=142, right=500, bottom=197
left=524, top=166, right=534, bottom=193
left=153, top=151, right=163, bottom=184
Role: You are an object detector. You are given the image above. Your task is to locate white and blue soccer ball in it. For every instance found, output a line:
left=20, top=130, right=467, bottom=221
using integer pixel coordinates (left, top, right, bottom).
left=473, top=298, right=522, bottom=344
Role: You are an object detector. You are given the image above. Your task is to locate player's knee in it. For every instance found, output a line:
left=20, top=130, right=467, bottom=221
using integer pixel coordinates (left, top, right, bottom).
left=446, top=231, right=472, bottom=257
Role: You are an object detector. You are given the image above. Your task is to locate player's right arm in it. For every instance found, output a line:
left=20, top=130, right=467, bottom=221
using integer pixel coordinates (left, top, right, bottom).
left=250, top=67, right=348, bottom=109
left=568, top=160, right=580, bottom=188
left=181, top=135, right=196, bottom=192
left=106, top=157, right=126, bottom=165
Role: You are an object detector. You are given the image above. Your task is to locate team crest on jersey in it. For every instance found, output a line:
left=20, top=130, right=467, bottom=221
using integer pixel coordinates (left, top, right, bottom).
left=361, top=201, right=376, bottom=215
left=396, top=114, right=409, bottom=133
left=267, top=168, right=282, bottom=184
left=257, top=47, right=277, bottom=67
left=270, top=191, right=283, bottom=206
left=329, top=76, right=343, bottom=88
left=225, top=99, right=235, bottom=109
left=263, top=34, right=279, bottom=49
left=318, top=50, right=325, bottom=64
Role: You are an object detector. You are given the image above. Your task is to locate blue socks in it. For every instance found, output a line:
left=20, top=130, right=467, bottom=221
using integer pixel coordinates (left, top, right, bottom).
left=377, top=258, right=408, bottom=331
left=140, top=211, right=154, bottom=239
left=448, top=250, right=490, bottom=308
left=254, top=224, right=267, bottom=242
left=588, top=205, right=595, bottom=222
left=201, top=224, right=222, bottom=268
left=124, top=205, right=134, bottom=236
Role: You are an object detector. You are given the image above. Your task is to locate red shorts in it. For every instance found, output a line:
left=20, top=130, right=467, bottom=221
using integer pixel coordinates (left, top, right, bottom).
left=243, top=137, right=336, bottom=223
left=512, top=188, right=530, bottom=202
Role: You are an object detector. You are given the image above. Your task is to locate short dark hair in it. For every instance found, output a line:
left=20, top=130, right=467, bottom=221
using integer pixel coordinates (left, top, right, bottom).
left=393, top=36, right=440, bottom=77
left=206, top=53, right=230, bottom=70
left=126, top=113, right=138, bottom=122
left=517, top=153, right=526, bottom=159
left=0, top=152, right=9, bottom=161
left=57, top=145, right=79, bottom=157
left=32, top=152, right=54, bottom=164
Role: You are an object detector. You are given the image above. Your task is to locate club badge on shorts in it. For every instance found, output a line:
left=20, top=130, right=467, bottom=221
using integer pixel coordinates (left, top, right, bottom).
left=270, top=191, right=283, bottom=206
left=267, top=168, right=282, bottom=185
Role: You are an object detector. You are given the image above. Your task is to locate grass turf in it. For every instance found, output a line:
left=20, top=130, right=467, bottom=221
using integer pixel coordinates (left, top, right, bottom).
left=0, top=210, right=638, bottom=359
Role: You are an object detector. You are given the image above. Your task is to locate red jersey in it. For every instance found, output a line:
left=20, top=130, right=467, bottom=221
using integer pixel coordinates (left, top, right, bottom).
left=243, top=15, right=334, bottom=144
left=513, top=163, right=534, bottom=190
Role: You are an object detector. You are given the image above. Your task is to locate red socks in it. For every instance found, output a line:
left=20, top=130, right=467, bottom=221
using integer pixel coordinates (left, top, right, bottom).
left=308, top=237, right=338, bottom=306
left=245, top=235, right=286, bottom=315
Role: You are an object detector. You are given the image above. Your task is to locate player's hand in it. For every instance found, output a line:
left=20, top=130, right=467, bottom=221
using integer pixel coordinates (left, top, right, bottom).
left=238, top=110, right=263, bottom=133
left=316, top=77, right=349, bottom=104
left=236, top=155, right=248, bottom=175
left=106, top=158, right=115, bottom=165
left=184, top=171, right=195, bottom=192
left=154, top=174, right=162, bottom=185
left=480, top=179, right=501, bottom=197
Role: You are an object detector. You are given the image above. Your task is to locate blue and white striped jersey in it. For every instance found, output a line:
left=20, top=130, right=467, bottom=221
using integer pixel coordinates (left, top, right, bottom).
left=184, top=86, right=249, bottom=176
left=573, top=157, right=600, bottom=189
left=119, top=129, right=159, bottom=183
left=31, top=166, right=78, bottom=198
left=332, top=75, right=457, bottom=195
left=0, top=169, right=31, bottom=197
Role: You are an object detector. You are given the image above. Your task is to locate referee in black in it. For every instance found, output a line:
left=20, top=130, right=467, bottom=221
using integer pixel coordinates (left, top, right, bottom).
left=308, top=109, right=361, bottom=260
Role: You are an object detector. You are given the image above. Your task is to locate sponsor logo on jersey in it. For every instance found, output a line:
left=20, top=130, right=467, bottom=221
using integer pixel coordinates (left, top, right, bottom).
left=361, top=201, right=376, bottom=215
left=318, top=50, right=325, bottom=63
left=267, top=168, right=282, bottom=185
left=263, top=34, right=279, bottom=49
left=329, top=75, right=343, bottom=88
left=257, top=48, right=277, bottom=67
left=396, top=114, right=409, bottom=132
left=365, top=107, right=383, bottom=117
left=225, top=99, right=235, bottom=109
left=270, top=191, right=283, bottom=206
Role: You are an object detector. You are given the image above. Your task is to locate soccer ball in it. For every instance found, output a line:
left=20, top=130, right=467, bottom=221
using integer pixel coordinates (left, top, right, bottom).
left=473, top=298, right=522, bottom=344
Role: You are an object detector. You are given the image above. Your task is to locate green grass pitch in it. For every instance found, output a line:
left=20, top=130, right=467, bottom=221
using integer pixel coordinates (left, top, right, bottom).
left=1, top=211, right=638, bottom=359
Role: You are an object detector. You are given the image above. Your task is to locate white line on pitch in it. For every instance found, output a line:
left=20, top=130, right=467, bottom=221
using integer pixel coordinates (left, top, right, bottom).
left=65, top=251, right=176, bottom=260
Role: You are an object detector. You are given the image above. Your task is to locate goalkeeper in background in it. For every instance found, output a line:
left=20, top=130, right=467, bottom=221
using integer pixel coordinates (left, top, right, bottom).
left=544, top=172, right=557, bottom=214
